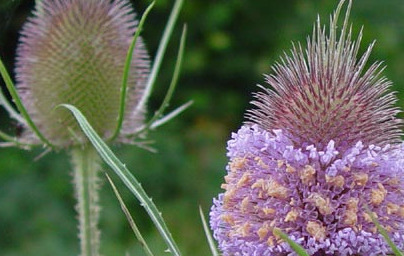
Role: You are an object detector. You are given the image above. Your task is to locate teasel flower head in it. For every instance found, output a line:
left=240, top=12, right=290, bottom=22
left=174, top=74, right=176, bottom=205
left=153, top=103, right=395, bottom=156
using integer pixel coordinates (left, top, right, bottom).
left=210, top=1, right=404, bottom=255
left=246, top=5, right=402, bottom=154
left=15, top=0, right=149, bottom=147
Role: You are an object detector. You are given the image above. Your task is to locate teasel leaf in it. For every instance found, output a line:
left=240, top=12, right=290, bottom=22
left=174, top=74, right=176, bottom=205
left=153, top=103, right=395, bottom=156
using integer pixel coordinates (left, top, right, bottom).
left=106, top=173, right=155, bottom=256
left=59, top=103, right=182, bottom=256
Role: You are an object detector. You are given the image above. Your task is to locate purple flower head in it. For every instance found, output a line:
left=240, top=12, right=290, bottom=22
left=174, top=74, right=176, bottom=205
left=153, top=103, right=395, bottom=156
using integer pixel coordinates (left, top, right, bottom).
left=15, top=0, right=149, bottom=147
left=211, top=125, right=404, bottom=255
left=210, top=1, right=404, bottom=255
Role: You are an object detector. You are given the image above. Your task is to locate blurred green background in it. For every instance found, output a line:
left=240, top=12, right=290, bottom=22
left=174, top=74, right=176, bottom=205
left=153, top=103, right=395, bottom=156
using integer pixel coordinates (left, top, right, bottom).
left=0, top=0, right=403, bottom=255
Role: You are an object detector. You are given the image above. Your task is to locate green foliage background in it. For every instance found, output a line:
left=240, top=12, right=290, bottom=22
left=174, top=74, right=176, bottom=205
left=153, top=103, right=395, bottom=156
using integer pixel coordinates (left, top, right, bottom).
left=0, top=0, right=403, bottom=255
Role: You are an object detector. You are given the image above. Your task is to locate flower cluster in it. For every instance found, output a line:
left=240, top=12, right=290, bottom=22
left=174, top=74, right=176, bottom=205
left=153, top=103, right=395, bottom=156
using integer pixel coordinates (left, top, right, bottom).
left=211, top=125, right=404, bottom=255
left=210, top=1, right=404, bottom=255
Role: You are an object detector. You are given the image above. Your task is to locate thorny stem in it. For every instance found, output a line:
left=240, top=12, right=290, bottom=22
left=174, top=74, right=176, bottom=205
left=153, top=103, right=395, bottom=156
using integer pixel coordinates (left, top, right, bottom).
left=71, top=146, right=101, bottom=256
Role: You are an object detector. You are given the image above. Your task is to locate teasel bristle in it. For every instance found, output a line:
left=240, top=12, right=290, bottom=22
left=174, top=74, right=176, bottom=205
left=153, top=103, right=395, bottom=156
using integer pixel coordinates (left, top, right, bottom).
left=246, top=1, right=402, bottom=152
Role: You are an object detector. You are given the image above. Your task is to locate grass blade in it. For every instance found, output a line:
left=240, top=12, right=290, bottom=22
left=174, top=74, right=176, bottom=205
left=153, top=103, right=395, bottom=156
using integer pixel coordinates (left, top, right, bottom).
left=134, top=0, right=184, bottom=115
left=365, top=206, right=404, bottom=256
left=106, top=174, right=155, bottom=256
left=111, top=2, right=155, bottom=141
left=0, top=57, right=53, bottom=148
left=272, top=228, right=309, bottom=256
left=199, top=206, right=220, bottom=256
left=60, top=104, right=181, bottom=256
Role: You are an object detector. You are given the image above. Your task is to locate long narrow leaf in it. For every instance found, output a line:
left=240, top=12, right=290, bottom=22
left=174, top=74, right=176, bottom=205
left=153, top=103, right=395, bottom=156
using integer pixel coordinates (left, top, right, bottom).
left=0, top=129, right=17, bottom=143
left=0, top=88, right=25, bottom=124
left=0, top=129, right=33, bottom=149
left=0, top=57, right=53, bottom=148
left=199, top=206, right=220, bottom=256
left=134, top=0, right=184, bottom=114
left=137, top=25, right=187, bottom=135
left=111, top=2, right=155, bottom=141
left=145, top=25, right=187, bottom=128
left=150, top=100, right=193, bottom=130
left=273, top=228, right=309, bottom=256
left=106, top=174, right=155, bottom=256
left=365, top=206, right=404, bottom=256
left=134, top=101, right=192, bottom=135
left=60, top=104, right=181, bottom=256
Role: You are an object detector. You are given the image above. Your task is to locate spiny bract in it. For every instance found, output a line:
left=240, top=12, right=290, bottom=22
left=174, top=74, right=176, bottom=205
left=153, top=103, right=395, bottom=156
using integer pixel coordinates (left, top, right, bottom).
left=246, top=6, right=402, bottom=154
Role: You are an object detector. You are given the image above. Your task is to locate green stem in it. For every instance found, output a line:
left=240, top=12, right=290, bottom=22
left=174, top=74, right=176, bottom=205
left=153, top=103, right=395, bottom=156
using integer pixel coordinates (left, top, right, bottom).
left=71, top=146, right=101, bottom=256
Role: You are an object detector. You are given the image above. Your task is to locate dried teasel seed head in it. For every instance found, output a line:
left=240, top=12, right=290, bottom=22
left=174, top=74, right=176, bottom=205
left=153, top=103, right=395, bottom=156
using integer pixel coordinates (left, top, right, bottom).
left=15, top=0, right=150, bottom=147
left=246, top=1, right=402, bottom=152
